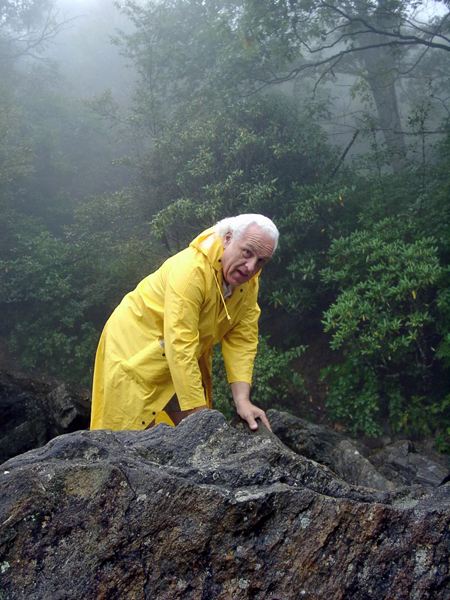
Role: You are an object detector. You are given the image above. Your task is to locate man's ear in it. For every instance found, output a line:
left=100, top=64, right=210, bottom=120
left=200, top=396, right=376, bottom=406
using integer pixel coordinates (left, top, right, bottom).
left=223, top=231, right=233, bottom=247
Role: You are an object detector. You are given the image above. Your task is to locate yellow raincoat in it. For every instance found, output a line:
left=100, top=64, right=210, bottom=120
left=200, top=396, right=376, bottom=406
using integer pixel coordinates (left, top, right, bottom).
left=90, top=227, right=260, bottom=430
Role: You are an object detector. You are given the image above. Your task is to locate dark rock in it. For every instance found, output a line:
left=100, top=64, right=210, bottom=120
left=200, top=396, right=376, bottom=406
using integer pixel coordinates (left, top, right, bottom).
left=268, top=409, right=396, bottom=491
left=45, top=383, right=91, bottom=437
left=267, top=408, right=360, bottom=459
left=0, top=370, right=90, bottom=464
left=0, top=410, right=449, bottom=599
left=0, top=371, right=51, bottom=463
left=268, top=409, right=450, bottom=491
left=370, top=440, right=450, bottom=487
left=330, top=438, right=397, bottom=491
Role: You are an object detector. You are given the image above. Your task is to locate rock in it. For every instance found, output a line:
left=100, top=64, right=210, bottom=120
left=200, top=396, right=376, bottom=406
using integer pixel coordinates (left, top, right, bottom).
left=0, top=371, right=51, bottom=463
left=45, top=383, right=91, bottom=438
left=370, top=440, right=450, bottom=487
left=267, top=409, right=396, bottom=491
left=330, top=439, right=396, bottom=491
left=267, top=408, right=362, bottom=462
left=268, top=409, right=450, bottom=491
left=0, top=370, right=90, bottom=464
left=0, top=410, right=449, bottom=599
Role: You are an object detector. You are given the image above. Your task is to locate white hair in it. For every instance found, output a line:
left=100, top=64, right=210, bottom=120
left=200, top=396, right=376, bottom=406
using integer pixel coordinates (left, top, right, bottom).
left=214, top=214, right=279, bottom=252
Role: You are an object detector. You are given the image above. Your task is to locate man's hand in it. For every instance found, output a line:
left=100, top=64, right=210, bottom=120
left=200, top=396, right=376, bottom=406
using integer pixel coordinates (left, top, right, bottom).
left=235, top=398, right=272, bottom=431
left=230, top=382, right=272, bottom=431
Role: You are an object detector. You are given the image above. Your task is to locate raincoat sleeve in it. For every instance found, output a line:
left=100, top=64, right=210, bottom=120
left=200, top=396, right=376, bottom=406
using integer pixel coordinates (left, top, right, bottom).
left=222, top=280, right=261, bottom=385
left=163, top=254, right=207, bottom=411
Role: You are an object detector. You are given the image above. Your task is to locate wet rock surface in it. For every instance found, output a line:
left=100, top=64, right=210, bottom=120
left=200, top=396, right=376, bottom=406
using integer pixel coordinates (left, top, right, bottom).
left=0, top=410, right=449, bottom=599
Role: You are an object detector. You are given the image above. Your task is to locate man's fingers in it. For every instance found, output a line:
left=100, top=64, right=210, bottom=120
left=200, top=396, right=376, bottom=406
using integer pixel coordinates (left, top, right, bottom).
left=245, top=410, right=272, bottom=432
left=258, top=413, right=272, bottom=432
left=235, top=400, right=272, bottom=432
left=246, top=415, right=258, bottom=430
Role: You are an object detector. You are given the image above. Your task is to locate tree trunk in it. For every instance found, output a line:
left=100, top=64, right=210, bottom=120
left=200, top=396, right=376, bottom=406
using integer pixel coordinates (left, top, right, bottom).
left=361, top=36, right=406, bottom=171
left=357, top=0, right=406, bottom=171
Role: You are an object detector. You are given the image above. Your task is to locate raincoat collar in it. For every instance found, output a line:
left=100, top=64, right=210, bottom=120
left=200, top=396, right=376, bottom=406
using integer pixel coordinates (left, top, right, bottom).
left=190, top=227, right=231, bottom=320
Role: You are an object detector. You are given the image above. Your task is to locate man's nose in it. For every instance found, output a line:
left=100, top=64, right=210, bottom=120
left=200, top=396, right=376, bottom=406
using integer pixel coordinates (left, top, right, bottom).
left=246, top=256, right=258, bottom=272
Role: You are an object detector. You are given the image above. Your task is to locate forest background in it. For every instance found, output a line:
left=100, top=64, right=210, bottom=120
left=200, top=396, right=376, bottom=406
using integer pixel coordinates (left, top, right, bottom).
left=1, top=0, right=450, bottom=447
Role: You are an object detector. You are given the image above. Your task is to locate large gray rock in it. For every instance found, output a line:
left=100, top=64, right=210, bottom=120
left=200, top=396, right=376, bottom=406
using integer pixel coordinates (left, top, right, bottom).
left=45, top=383, right=91, bottom=438
left=0, top=371, right=51, bottom=463
left=371, top=440, right=450, bottom=487
left=268, top=409, right=450, bottom=491
left=0, top=410, right=449, bottom=599
left=267, top=409, right=396, bottom=491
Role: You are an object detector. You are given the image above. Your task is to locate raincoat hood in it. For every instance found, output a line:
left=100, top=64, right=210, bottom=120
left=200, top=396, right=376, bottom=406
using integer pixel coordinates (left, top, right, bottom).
left=190, top=225, right=261, bottom=279
left=189, top=226, right=224, bottom=272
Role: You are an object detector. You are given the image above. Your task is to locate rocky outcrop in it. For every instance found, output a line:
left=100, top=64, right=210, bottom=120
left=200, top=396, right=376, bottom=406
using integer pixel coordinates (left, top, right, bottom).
left=268, top=409, right=450, bottom=491
left=0, top=370, right=90, bottom=463
left=2, top=369, right=448, bottom=492
left=0, top=410, right=449, bottom=599
left=370, top=439, right=450, bottom=487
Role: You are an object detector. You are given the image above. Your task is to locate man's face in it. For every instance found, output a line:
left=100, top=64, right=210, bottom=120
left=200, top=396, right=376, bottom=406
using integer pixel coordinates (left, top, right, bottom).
left=221, top=224, right=275, bottom=287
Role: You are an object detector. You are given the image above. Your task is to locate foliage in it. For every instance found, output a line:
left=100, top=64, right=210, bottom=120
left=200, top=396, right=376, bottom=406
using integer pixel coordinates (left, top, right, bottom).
left=2, top=0, right=450, bottom=448
left=0, top=1, right=136, bottom=385
left=266, top=180, right=360, bottom=333
left=320, top=218, right=450, bottom=437
left=0, top=223, right=97, bottom=383
left=114, top=0, right=241, bottom=134
left=137, top=93, right=352, bottom=339
left=0, top=0, right=72, bottom=85
left=0, top=188, right=160, bottom=385
left=213, top=336, right=306, bottom=419
left=0, top=85, right=34, bottom=199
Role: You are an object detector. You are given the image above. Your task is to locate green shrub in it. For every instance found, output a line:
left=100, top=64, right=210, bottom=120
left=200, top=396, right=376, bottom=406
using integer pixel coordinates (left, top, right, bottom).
left=320, top=218, right=450, bottom=437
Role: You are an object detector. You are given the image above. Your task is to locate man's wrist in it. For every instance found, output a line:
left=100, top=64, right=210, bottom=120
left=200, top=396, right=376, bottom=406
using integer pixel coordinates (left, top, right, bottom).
left=233, top=396, right=251, bottom=408
left=230, top=381, right=251, bottom=406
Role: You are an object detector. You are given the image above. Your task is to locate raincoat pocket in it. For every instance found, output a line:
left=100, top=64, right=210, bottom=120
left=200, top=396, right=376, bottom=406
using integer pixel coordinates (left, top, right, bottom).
left=120, top=339, right=170, bottom=388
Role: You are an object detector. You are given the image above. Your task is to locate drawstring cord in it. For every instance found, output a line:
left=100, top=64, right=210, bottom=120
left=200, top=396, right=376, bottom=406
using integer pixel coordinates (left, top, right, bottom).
left=214, top=271, right=231, bottom=321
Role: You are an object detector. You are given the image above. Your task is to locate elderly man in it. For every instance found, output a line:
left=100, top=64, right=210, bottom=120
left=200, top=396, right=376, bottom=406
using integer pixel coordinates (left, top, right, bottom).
left=90, top=213, right=279, bottom=432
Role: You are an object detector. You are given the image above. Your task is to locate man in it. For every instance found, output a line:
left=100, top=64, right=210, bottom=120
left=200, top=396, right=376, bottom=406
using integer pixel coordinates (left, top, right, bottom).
left=90, top=213, right=279, bottom=432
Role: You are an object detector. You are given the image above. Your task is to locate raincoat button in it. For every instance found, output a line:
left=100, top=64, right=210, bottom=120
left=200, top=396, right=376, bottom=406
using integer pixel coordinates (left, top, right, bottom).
left=142, top=421, right=145, bottom=425
left=218, top=259, right=221, bottom=262
left=162, top=353, right=165, bottom=356
left=240, top=288, right=243, bottom=292
left=152, top=412, right=156, bottom=415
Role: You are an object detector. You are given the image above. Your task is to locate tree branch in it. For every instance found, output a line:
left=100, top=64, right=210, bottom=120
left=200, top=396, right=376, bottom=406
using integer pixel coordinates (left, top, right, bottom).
left=330, top=128, right=359, bottom=178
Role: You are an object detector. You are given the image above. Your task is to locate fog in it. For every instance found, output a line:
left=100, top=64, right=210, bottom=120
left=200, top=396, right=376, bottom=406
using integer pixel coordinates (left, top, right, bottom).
left=21, top=0, right=449, bottom=165
left=1, top=0, right=450, bottom=416
left=46, top=0, right=136, bottom=99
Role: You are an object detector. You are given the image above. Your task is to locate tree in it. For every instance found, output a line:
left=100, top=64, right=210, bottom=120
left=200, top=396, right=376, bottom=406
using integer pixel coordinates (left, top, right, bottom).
left=0, top=0, right=70, bottom=68
left=239, top=0, right=450, bottom=169
left=113, top=0, right=450, bottom=174
left=0, top=0, right=135, bottom=382
left=242, top=0, right=450, bottom=88
left=113, top=0, right=245, bottom=136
